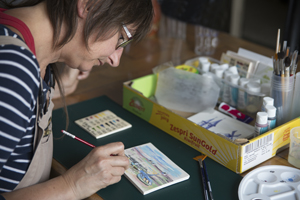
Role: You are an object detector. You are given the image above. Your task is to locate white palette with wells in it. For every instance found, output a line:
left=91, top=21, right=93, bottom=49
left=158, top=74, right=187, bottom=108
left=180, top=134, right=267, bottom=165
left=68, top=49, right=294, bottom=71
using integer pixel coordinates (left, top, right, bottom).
left=238, top=165, right=300, bottom=200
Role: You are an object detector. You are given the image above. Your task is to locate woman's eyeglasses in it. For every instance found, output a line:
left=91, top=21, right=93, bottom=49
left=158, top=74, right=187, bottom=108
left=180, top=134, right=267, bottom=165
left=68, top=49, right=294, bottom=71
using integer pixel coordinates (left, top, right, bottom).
left=116, top=24, right=133, bottom=50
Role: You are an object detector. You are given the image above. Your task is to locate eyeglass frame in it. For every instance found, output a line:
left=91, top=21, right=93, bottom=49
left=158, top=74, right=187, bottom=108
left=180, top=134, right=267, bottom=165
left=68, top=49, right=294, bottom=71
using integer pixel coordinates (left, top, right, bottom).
left=116, top=24, right=133, bottom=50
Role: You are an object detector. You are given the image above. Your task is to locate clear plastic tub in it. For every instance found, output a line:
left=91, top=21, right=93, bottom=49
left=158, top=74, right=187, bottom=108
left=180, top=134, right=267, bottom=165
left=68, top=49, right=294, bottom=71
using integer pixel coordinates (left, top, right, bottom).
left=185, top=56, right=268, bottom=116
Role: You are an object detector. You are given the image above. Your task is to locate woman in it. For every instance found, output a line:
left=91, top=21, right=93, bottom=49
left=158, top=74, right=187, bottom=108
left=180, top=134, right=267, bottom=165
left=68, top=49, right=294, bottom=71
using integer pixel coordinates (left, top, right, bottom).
left=0, top=0, right=153, bottom=199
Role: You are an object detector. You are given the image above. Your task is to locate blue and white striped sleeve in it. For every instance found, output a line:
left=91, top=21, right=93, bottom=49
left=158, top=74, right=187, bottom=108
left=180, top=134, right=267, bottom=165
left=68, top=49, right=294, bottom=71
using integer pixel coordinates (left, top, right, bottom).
left=0, top=44, right=40, bottom=174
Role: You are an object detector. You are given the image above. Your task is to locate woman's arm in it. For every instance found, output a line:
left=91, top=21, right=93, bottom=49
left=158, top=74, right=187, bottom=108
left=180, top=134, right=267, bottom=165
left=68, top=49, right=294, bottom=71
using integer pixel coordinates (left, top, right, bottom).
left=2, top=142, right=130, bottom=200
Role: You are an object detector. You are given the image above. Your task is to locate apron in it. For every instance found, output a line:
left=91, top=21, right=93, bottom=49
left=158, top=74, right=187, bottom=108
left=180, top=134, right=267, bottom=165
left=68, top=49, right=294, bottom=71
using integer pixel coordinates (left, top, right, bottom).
left=0, top=36, right=54, bottom=190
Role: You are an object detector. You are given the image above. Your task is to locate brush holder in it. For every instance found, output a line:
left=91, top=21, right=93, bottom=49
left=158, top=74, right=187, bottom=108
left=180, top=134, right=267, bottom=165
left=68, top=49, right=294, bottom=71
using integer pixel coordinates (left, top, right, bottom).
left=270, top=74, right=294, bottom=126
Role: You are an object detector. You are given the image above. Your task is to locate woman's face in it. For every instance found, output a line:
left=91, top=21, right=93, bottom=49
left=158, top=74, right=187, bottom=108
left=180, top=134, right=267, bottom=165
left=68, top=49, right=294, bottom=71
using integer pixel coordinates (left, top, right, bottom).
left=59, top=24, right=134, bottom=72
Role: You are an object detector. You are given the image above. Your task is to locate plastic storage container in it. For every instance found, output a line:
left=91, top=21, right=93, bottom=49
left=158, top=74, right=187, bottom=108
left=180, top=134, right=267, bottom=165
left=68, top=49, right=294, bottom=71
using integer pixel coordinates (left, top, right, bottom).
left=185, top=56, right=268, bottom=116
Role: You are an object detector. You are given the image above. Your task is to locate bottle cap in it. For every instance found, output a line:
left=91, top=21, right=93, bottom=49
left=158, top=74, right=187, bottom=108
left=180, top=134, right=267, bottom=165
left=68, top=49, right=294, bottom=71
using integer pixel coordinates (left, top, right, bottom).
left=214, top=67, right=224, bottom=79
left=246, top=81, right=261, bottom=93
left=201, top=62, right=210, bottom=72
left=210, top=63, right=220, bottom=72
left=228, top=66, right=239, bottom=75
left=220, top=63, right=229, bottom=70
left=239, top=78, right=249, bottom=87
left=199, top=57, right=209, bottom=63
left=223, top=70, right=233, bottom=81
left=263, top=97, right=274, bottom=107
left=229, top=74, right=240, bottom=85
left=256, top=112, right=268, bottom=124
left=265, top=105, right=276, bottom=118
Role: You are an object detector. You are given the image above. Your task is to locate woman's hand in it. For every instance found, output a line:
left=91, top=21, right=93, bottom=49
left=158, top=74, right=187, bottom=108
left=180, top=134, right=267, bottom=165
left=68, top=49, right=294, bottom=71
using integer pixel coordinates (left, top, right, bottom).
left=62, top=142, right=130, bottom=199
left=52, top=63, right=91, bottom=99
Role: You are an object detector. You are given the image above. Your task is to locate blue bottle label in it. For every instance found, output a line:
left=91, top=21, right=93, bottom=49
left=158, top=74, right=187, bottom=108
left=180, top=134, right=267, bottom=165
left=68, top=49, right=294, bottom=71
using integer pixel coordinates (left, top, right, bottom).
left=268, top=119, right=276, bottom=130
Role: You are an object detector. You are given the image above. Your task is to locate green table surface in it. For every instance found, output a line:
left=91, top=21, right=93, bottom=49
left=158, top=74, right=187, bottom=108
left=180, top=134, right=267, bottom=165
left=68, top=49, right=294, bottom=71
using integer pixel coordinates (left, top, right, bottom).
left=52, top=96, right=243, bottom=200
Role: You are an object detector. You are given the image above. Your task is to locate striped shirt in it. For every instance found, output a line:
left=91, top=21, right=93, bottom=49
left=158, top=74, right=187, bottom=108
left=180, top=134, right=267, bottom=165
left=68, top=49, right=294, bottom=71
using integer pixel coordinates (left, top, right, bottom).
left=0, top=24, right=50, bottom=192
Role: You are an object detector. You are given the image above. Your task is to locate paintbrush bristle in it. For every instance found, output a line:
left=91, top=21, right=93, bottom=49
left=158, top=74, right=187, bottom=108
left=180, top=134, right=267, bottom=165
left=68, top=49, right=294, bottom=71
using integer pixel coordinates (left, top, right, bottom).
left=284, top=56, right=291, bottom=67
left=278, top=51, right=285, bottom=60
left=286, top=47, right=290, bottom=57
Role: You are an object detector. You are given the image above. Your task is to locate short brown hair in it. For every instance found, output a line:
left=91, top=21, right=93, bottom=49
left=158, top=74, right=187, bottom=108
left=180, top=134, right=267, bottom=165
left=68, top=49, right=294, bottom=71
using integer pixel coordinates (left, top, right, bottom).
left=1, top=0, right=154, bottom=49
left=46, top=0, right=154, bottom=49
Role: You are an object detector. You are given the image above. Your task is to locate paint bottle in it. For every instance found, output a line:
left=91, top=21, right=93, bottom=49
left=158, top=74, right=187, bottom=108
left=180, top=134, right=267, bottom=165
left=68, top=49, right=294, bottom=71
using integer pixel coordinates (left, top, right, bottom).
left=229, top=74, right=240, bottom=107
left=220, top=63, right=229, bottom=71
left=198, top=57, right=209, bottom=72
left=222, top=70, right=233, bottom=103
left=237, top=78, right=249, bottom=111
left=254, top=112, right=268, bottom=137
left=214, top=67, right=224, bottom=79
left=228, top=66, right=239, bottom=75
left=199, top=57, right=209, bottom=64
left=246, top=81, right=261, bottom=114
left=265, top=105, right=277, bottom=130
left=210, top=63, right=220, bottom=73
left=213, top=67, right=224, bottom=102
left=261, top=97, right=274, bottom=112
left=201, top=62, right=211, bottom=73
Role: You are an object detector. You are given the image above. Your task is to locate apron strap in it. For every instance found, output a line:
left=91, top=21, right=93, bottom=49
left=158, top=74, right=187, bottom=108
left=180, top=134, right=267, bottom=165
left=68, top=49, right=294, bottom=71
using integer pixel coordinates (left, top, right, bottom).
left=0, top=35, right=32, bottom=54
left=14, top=88, right=54, bottom=190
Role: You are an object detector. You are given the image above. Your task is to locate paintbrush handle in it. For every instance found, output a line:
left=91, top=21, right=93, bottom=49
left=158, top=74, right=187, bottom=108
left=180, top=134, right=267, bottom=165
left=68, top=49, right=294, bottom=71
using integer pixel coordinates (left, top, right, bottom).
left=199, top=160, right=209, bottom=200
left=203, top=161, right=214, bottom=200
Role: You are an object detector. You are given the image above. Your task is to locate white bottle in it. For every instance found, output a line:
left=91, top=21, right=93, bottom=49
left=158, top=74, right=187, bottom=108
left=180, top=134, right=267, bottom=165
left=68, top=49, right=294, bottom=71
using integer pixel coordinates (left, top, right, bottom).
left=220, top=63, right=229, bottom=71
left=222, top=70, right=233, bottom=103
left=201, top=61, right=211, bottom=73
left=210, top=63, right=220, bottom=73
left=265, top=105, right=277, bottom=130
left=254, top=112, right=268, bottom=137
left=198, top=57, right=209, bottom=70
left=228, top=66, right=239, bottom=75
left=237, top=78, right=249, bottom=111
left=261, top=97, right=274, bottom=112
left=214, top=67, right=224, bottom=79
left=213, top=67, right=224, bottom=102
left=229, top=74, right=240, bottom=107
left=199, top=57, right=209, bottom=63
left=246, top=81, right=261, bottom=114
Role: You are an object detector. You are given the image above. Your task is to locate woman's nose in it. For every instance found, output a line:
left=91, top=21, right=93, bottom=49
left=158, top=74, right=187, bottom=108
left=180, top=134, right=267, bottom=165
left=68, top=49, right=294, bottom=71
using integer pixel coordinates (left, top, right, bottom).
left=106, top=48, right=124, bottom=67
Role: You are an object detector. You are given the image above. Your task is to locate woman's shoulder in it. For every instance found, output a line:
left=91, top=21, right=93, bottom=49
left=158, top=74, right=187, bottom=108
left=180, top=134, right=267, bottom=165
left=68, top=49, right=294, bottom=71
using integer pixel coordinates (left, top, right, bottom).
left=0, top=25, right=40, bottom=78
left=0, top=24, right=24, bottom=42
left=0, top=25, right=41, bottom=110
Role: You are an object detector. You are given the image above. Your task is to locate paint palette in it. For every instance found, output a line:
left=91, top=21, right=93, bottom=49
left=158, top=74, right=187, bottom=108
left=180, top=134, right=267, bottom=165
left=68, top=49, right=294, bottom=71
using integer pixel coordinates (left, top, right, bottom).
left=238, top=165, right=300, bottom=200
left=75, top=110, right=132, bottom=139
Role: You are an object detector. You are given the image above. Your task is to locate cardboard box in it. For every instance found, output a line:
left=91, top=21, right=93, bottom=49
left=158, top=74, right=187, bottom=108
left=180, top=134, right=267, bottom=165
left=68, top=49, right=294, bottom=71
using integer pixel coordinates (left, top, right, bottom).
left=123, top=73, right=300, bottom=174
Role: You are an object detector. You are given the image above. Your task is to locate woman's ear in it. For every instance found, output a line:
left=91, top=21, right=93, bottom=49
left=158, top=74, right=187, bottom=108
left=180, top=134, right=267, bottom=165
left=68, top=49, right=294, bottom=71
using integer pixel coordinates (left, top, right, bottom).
left=77, top=0, right=89, bottom=19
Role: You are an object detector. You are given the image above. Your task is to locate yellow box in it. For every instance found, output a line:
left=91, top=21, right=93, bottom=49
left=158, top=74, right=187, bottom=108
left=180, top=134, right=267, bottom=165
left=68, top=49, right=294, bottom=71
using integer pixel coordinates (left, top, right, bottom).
left=123, top=73, right=300, bottom=173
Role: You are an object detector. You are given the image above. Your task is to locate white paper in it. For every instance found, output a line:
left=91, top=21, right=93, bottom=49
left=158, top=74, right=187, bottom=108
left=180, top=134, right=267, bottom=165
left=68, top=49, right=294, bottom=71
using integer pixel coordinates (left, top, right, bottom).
left=188, top=110, right=255, bottom=139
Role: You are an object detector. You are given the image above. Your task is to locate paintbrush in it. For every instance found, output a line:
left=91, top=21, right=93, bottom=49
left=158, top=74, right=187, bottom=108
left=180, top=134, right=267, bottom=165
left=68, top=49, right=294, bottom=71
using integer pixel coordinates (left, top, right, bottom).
left=285, top=46, right=290, bottom=57
left=277, top=51, right=285, bottom=76
left=272, top=56, right=277, bottom=75
left=284, top=56, right=291, bottom=77
left=291, top=50, right=299, bottom=75
left=282, top=40, right=287, bottom=54
left=275, top=29, right=281, bottom=60
left=194, top=155, right=214, bottom=200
